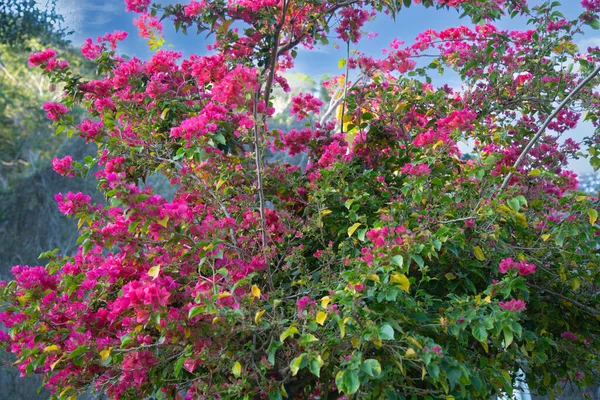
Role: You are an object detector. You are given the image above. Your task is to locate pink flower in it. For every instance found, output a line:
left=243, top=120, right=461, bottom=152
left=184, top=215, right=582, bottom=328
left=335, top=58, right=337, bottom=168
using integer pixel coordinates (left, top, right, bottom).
left=498, top=258, right=536, bottom=276
left=81, top=38, right=103, bottom=60
left=98, top=30, right=128, bottom=50
left=499, top=299, right=526, bottom=312
left=184, top=0, right=206, bottom=17
left=134, top=13, right=163, bottom=39
left=42, top=102, right=69, bottom=121
left=290, top=93, right=323, bottom=121
left=28, top=48, right=56, bottom=67
left=52, top=156, right=75, bottom=178
left=77, top=119, right=104, bottom=141
left=561, top=331, right=578, bottom=341
left=124, top=0, right=151, bottom=13
left=296, top=296, right=311, bottom=313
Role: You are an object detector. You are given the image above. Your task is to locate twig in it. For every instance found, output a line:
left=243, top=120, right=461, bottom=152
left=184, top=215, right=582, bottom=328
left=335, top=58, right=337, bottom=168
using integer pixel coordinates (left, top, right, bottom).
left=527, top=282, right=599, bottom=317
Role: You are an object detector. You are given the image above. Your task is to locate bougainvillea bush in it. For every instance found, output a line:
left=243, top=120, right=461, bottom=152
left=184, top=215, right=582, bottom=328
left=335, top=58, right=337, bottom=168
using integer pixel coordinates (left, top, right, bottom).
left=2, top=0, right=600, bottom=398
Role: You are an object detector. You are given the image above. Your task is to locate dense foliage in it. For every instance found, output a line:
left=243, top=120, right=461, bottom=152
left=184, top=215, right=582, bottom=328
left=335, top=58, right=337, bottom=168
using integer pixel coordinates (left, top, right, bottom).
left=1, top=0, right=600, bottom=399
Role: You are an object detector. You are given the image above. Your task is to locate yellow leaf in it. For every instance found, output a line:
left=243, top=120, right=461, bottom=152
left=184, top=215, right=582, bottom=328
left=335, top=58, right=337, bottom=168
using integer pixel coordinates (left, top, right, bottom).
left=351, top=337, right=360, bottom=348
left=280, top=326, right=299, bottom=342
left=99, top=347, right=112, bottom=362
left=212, top=317, right=220, bottom=324
left=44, top=345, right=59, bottom=353
left=444, top=272, right=456, bottom=280
left=134, top=324, right=143, bottom=332
left=528, top=169, right=541, bottom=176
left=77, top=218, right=85, bottom=229
left=347, top=222, right=361, bottom=237
left=481, top=341, right=489, bottom=353
left=408, top=336, right=423, bottom=349
left=255, top=310, right=265, bottom=324
left=405, top=348, right=416, bottom=358
left=588, top=208, right=598, bottom=226
left=320, top=209, right=332, bottom=217
left=316, top=311, right=328, bottom=326
left=541, top=234, right=550, bottom=241
left=483, top=295, right=491, bottom=304
left=251, top=285, right=261, bottom=299
left=16, top=295, right=28, bottom=306
left=50, top=354, right=65, bottom=371
left=217, top=292, right=232, bottom=299
left=390, top=272, right=410, bottom=293
left=157, top=216, right=169, bottom=227
left=473, top=246, right=485, bottom=261
left=321, top=296, right=331, bottom=308
left=184, top=327, right=191, bottom=338
left=232, top=361, right=242, bottom=377
left=369, top=274, right=380, bottom=283
left=148, top=265, right=160, bottom=280
left=515, top=212, right=528, bottom=227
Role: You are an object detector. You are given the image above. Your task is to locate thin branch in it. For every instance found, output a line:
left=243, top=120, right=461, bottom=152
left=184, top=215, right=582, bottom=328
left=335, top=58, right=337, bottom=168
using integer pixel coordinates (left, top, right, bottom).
left=527, top=282, right=600, bottom=317
left=498, top=64, right=600, bottom=193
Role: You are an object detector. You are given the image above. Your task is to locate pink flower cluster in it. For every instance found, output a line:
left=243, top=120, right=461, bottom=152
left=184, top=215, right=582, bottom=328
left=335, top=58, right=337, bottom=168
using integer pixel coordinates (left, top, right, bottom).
left=400, top=162, right=431, bottom=177
left=498, top=258, right=536, bottom=275
left=184, top=1, right=207, bottom=17
left=296, top=296, right=314, bottom=313
left=82, top=38, right=103, bottom=60
left=366, top=227, right=389, bottom=247
left=290, top=93, right=324, bottom=121
left=498, top=299, right=526, bottom=312
left=133, top=13, right=163, bottom=39
left=28, top=48, right=56, bottom=66
left=54, top=192, right=92, bottom=215
left=77, top=119, right=104, bottom=141
left=42, top=102, right=69, bottom=121
left=281, top=128, right=313, bottom=155
left=335, top=7, right=370, bottom=43
left=52, top=156, right=76, bottom=178
left=561, top=331, right=578, bottom=341
left=98, top=30, right=128, bottom=50
left=124, top=0, right=151, bottom=13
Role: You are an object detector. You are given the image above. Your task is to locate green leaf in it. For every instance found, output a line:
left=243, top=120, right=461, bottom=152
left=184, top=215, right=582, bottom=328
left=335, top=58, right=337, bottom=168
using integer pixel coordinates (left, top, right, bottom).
left=361, top=359, right=382, bottom=378
left=188, top=306, right=205, bottom=319
left=309, top=356, right=323, bottom=377
left=290, top=355, right=304, bottom=376
left=503, top=325, right=514, bottom=348
left=338, top=58, right=347, bottom=68
left=336, top=370, right=360, bottom=395
left=298, top=333, right=319, bottom=346
left=391, top=255, right=404, bottom=268
left=267, top=341, right=282, bottom=365
left=587, top=18, right=600, bottom=30
left=174, top=357, right=185, bottom=377
left=67, top=345, right=87, bottom=360
left=379, top=324, right=395, bottom=340
left=472, top=324, right=488, bottom=344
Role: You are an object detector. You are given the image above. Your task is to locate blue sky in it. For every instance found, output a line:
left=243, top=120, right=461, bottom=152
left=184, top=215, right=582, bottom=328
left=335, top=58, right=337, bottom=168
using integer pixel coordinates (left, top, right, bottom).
left=52, top=0, right=600, bottom=174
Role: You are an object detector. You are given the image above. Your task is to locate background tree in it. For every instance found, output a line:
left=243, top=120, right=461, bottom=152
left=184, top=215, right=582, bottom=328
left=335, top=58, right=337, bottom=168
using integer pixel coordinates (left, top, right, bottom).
left=0, top=0, right=70, bottom=49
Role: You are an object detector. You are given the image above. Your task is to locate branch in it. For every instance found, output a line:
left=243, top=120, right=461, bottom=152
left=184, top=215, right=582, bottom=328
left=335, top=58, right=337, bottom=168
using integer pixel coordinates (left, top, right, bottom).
left=319, top=75, right=364, bottom=125
left=498, top=64, right=600, bottom=194
left=527, top=282, right=600, bottom=317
